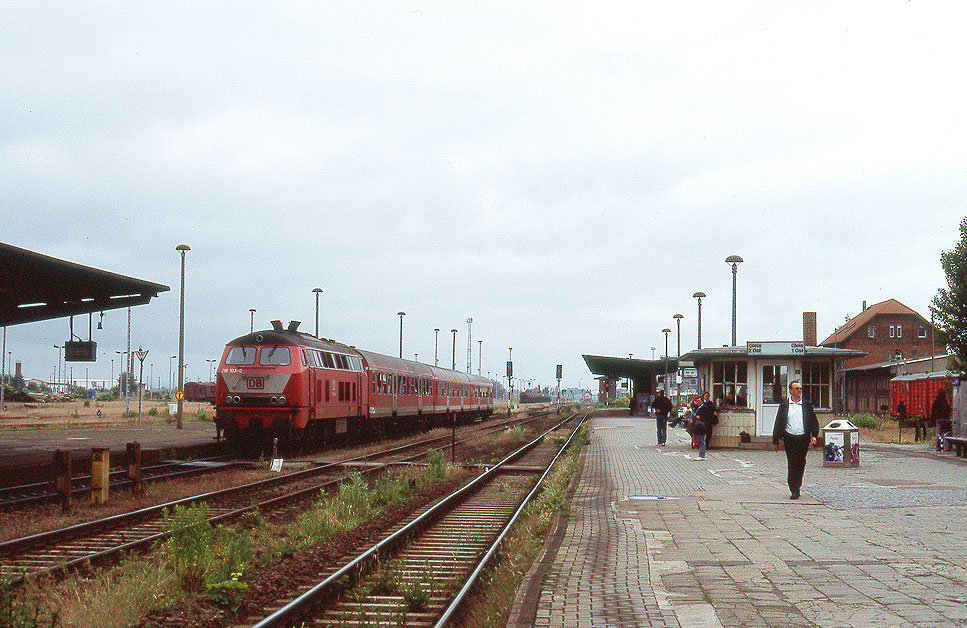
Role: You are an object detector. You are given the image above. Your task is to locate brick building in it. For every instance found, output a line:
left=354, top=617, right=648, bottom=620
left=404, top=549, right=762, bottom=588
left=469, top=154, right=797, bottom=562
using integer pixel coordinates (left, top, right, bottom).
left=819, top=299, right=936, bottom=368
left=819, top=298, right=942, bottom=414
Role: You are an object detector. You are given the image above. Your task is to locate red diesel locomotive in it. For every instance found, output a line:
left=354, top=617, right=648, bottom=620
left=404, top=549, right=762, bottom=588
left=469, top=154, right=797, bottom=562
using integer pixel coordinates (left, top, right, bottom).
left=215, top=320, right=494, bottom=447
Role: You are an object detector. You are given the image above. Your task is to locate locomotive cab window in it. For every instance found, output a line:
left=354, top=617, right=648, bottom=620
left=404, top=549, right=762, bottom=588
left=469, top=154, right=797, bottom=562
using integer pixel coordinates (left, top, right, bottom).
left=260, top=346, right=291, bottom=366
left=225, top=346, right=257, bottom=365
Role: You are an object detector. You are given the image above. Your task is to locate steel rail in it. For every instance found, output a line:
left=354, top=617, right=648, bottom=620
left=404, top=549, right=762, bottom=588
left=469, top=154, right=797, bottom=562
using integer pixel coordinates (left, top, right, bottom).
left=249, top=409, right=586, bottom=628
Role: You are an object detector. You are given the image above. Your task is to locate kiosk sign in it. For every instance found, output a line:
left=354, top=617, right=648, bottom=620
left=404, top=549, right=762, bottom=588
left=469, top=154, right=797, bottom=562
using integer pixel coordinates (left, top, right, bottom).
left=747, top=341, right=805, bottom=355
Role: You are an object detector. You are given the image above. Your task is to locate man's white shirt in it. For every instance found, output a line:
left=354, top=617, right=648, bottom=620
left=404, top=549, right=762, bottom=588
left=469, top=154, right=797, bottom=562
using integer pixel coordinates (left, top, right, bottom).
left=786, top=399, right=805, bottom=435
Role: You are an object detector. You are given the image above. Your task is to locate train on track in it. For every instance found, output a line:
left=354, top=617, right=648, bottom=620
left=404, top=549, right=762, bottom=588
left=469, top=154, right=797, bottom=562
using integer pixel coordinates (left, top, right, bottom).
left=183, top=381, right=216, bottom=404
left=215, top=320, right=495, bottom=448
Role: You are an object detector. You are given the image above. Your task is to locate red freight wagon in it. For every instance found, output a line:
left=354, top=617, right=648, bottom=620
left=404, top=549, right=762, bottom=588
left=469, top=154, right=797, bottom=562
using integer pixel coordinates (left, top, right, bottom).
left=890, top=373, right=951, bottom=418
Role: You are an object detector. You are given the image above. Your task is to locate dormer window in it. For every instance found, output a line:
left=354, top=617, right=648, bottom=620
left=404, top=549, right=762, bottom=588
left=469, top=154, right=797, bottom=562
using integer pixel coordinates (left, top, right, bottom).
left=868, top=325, right=876, bottom=338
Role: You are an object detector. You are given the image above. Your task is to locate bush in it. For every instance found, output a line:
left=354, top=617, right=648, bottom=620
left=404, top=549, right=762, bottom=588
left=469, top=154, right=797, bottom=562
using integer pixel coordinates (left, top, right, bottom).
left=161, top=503, right=254, bottom=593
left=849, top=414, right=883, bottom=429
left=147, top=407, right=158, bottom=417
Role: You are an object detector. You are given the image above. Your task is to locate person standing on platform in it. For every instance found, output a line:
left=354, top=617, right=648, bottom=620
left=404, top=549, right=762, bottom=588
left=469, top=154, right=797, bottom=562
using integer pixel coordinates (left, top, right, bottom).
left=931, top=388, right=952, bottom=451
left=651, top=388, right=673, bottom=446
left=692, top=391, right=717, bottom=460
left=772, top=380, right=819, bottom=500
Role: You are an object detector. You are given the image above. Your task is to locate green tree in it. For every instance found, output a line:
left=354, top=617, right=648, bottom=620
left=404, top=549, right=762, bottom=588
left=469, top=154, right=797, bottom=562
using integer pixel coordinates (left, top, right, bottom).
left=931, top=217, right=967, bottom=373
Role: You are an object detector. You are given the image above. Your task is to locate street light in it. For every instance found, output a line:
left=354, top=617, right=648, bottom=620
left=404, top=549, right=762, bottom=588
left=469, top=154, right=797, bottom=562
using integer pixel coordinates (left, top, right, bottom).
left=662, top=328, right=671, bottom=394
left=434, top=328, right=440, bottom=366
left=673, top=313, right=684, bottom=407
left=249, top=308, right=256, bottom=333
left=176, top=243, right=190, bottom=429
left=478, top=339, right=483, bottom=376
left=397, top=312, right=406, bottom=358
left=313, top=288, right=323, bottom=337
left=206, top=359, right=216, bottom=382
left=53, top=345, right=63, bottom=392
left=169, top=355, right=176, bottom=390
left=116, top=350, right=128, bottom=400
left=692, top=292, right=706, bottom=349
left=450, top=329, right=458, bottom=370
left=726, top=255, right=743, bottom=346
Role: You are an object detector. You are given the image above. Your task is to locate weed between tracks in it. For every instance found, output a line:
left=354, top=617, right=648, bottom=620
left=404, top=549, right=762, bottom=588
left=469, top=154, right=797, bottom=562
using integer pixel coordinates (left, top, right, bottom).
left=2, top=449, right=458, bottom=628
left=453, top=422, right=590, bottom=628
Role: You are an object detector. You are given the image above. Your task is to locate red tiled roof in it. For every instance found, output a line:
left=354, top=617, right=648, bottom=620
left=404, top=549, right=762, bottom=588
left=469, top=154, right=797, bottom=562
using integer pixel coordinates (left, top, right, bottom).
left=819, top=298, right=925, bottom=346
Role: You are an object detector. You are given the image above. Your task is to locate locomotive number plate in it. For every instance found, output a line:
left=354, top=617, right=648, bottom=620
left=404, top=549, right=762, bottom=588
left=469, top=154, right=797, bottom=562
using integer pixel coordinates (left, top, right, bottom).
left=247, top=377, right=265, bottom=390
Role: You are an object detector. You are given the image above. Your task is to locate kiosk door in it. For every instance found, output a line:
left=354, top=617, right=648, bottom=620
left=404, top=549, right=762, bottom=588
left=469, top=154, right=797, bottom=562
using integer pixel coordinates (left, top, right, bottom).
left=757, top=363, right=788, bottom=436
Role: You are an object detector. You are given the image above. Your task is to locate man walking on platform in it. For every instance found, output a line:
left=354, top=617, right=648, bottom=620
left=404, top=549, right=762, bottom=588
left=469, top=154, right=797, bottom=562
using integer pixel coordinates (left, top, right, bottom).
left=772, top=380, right=819, bottom=500
left=651, top=388, right=673, bottom=446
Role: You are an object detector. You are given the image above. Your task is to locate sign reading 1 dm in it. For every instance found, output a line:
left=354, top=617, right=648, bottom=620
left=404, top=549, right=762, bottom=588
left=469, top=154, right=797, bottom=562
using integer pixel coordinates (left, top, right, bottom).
left=746, top=341, right=805, bottom=355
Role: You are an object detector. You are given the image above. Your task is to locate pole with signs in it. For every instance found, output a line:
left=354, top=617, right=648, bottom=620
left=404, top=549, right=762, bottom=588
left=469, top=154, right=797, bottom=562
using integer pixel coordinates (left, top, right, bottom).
left=135, top=347, right=148, bottom=424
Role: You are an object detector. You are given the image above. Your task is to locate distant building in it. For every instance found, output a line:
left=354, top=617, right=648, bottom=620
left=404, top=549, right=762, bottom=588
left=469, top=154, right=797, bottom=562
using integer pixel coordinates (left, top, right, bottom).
left=820, top=299, right=936, bottom=368
left=819, top=299, right=941, bottom=413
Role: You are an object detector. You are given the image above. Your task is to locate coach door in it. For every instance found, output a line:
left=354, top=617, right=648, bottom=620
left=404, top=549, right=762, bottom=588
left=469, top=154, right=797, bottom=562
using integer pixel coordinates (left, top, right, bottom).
left=757, top=363, right=788, bottom=436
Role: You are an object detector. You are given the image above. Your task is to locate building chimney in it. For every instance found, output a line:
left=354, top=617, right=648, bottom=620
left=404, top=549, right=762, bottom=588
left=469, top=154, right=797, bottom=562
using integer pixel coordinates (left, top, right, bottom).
left=803, top=312, right=817, bottom=346
left=862, top=301, right=867, bottom=312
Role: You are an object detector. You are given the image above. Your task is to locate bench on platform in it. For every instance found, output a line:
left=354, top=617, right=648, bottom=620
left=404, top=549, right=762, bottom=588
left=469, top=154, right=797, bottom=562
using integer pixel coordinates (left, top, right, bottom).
left=945, top=435, right=967, bottom=457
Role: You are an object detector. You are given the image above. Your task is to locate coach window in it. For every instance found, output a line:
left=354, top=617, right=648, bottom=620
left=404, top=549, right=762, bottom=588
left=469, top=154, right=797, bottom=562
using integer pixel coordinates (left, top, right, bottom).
left=225, top=346, right=257, bottom=365
left=260, top=346, right=291, bottom=366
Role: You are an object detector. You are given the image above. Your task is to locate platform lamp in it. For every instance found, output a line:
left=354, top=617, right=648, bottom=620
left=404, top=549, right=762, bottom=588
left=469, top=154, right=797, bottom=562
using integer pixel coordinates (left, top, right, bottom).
left=313, top=288, right=323, bottom=337
left=673, top=313, right=684, bottom=406
left=398, top=312, right=406, bottom=358
left=176, top=243, right=190, bottom=430
left=692, top=292, right=706, bottom=349
left=451, top=328, right=458, bottom=370
left=662, top=328, right=671, bottom=395
left=726, top=255, right=743, bottom=347
left=434, top=328, right=440, bottom=366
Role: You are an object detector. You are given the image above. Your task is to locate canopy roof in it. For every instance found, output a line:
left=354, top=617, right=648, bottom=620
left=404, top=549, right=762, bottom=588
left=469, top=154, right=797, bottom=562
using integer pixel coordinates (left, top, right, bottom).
left=0, top=242, right=170, bottom=326
left=583, top=354, right=679, bottom=381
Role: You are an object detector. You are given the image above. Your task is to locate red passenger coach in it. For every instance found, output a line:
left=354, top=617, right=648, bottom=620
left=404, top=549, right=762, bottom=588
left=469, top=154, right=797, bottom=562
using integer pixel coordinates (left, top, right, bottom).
left=215, top=320, right=494, bottom=448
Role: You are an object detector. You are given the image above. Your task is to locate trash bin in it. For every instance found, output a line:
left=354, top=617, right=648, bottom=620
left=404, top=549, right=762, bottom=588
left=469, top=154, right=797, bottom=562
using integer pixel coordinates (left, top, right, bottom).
left=822, top=419, right=859, bottom=467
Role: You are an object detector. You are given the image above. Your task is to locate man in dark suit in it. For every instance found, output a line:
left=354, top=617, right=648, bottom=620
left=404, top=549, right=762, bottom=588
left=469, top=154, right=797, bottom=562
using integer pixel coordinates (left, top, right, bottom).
left=772, top=380, right=819, bottom=500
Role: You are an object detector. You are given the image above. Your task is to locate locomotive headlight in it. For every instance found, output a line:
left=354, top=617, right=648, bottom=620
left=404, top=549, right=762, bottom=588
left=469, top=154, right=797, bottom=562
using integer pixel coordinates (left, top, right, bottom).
left=279, top=395, right=287, bottom=405
left=233, top=395, right=241, bottom=404
left=271, top=396, right=279, bottom=405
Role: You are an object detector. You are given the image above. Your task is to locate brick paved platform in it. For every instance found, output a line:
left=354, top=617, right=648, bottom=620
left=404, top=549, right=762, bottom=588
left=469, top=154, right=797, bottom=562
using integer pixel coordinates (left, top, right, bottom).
left=507, top=413, right=967, bottom=628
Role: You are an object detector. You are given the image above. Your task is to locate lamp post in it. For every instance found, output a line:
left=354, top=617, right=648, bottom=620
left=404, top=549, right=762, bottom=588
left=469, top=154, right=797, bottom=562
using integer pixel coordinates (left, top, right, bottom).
left=662, top=328, right=671, bottom=394
left=466, top=318, right=473, bottom=373
left=53, top=345, right=63, bottom=393
left=726, top=255, right=743, bottom=347
left=673, top=313, right=684, bottom=407
left=313, top=288, right=323, bottom=337
left=651, top=347, right=655, bottom=360
left=692, top=292, right=706, bottom=349
left=507, top=347, right=513, bottom=414
left=249, top=308, right=256, bottom=333
left=169, top=355, right=175, bottom=390
left=451, top=329, right=458, bottom=370
left=434, top=328, right=440, bottom=366
left=206, top=359, right=216, bottom=382
left=478, top=339, right=483, bottom=375
left=176, top=243, right=190, bottom=429
left=397, top=312, right=406, bottom=358
left=116, top=350, right=128, bottom=401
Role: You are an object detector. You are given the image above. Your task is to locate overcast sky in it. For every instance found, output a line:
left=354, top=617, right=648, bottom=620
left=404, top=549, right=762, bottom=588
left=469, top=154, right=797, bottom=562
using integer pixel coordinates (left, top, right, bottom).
left=3, top=2, right=966, bottom=392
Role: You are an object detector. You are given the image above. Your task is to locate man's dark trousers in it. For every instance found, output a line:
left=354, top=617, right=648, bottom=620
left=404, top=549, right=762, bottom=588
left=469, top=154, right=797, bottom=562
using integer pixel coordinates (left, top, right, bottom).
left=783, top=433, right=810, bottom=495
left=656, top=414, right=668, bottom=445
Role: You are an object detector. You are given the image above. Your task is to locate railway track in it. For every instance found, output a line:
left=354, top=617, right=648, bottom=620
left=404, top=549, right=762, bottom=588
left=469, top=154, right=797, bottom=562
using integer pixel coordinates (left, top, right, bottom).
left=245, top=408, right=590, bottom=628
left=0, top=408, right=565, bottom=585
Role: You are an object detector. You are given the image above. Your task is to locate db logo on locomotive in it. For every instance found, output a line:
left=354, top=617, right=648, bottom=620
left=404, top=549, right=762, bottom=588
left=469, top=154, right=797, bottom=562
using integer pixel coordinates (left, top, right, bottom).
left=247, top=377, right=265, bottom=390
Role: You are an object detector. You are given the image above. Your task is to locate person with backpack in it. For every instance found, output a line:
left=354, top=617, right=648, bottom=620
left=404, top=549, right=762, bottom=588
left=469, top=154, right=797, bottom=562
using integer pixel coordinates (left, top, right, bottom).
left=691, top=391, right=717, bottom=460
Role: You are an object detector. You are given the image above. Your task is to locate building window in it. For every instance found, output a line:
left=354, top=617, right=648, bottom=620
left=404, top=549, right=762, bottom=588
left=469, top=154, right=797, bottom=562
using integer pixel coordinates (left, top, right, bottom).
left=868, top=325, right=876, bottom=338
left=894, top=350, right=903, bottom=361
left=712, top=360, right=748, bottom=407
left=801, top=361, right=831, bottom=409
left=918, top=327, right=927, bottom=338
left=889, top=325, right=895, bottom=338
left=896, top=325, right=902, bottom=338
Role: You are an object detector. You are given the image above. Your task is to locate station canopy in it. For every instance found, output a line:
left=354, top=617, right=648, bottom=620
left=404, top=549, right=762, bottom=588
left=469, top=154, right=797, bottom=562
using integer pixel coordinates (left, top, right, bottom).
left=583, top=354, right=679, bottom=381
left=0, top=242, right=170, bottom=326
